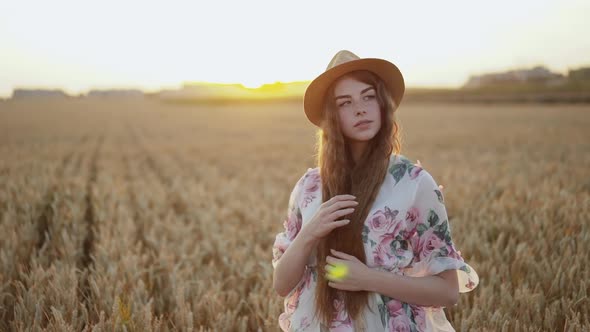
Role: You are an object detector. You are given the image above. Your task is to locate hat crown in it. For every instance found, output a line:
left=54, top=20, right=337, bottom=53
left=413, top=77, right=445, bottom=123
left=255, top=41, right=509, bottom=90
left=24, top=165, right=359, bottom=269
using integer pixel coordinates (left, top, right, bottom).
left=325, top=50, right=360, bottom=71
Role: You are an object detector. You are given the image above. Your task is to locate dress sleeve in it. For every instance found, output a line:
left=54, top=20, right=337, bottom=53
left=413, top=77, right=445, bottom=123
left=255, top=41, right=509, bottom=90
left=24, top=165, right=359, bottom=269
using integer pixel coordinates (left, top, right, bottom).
left=403, top=170, right=479, bottom=293
left=271, top=172, right=306, bottom=269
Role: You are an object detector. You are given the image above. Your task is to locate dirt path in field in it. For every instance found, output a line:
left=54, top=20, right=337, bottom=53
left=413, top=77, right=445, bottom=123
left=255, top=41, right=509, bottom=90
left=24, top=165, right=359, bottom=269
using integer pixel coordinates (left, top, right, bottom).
left=77, top=133, right=104, bottom=318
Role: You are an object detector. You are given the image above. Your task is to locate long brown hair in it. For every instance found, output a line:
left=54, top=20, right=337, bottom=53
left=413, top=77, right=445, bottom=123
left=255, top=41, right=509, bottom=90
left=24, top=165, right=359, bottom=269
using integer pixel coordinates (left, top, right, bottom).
left=313, top=70, right=402, bottom=329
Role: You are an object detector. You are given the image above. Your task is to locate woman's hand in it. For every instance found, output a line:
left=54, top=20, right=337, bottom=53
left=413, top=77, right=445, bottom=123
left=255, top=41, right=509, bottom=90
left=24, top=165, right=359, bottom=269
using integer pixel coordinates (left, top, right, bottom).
left=299, top=194, right=358, bottom=244
left=325, top=249, right=371, bottom=292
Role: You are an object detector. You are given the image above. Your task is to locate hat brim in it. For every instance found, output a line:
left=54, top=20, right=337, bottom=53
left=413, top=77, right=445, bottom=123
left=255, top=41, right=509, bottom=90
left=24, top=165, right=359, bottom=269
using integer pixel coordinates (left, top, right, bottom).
left=303, top=58, right=405, bottom=127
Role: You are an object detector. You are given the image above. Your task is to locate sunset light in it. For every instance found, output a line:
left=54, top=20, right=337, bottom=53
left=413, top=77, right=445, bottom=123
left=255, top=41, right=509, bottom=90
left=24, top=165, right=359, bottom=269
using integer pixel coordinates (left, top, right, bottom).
left=0, top=0, right=588, bottom=98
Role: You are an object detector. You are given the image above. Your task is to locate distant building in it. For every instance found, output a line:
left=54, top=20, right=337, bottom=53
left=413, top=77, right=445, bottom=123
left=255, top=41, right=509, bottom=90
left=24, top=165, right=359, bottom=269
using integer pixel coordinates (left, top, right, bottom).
left=86, top=89, right=144, bottom=99
left=568, top=67, right=590, bottom=81
left=11, top=89, right=69, bottom=100
left=463, top=66, right=566, bottom=89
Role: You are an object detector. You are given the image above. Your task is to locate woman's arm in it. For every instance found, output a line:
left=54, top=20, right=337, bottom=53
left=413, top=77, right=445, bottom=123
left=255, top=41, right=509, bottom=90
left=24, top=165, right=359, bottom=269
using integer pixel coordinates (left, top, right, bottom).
left=324, top=250, right=458, bottom=307
left=273, top=193, right=357, bottom=297
left=273, top=232, right=318, bottom=297
left=363, top=268, right=459, bottom=307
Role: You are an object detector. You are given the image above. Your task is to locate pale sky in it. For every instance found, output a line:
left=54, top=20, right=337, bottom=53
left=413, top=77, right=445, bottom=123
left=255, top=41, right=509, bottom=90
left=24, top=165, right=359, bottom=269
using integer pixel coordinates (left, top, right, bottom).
left=1, top=0, right=588, bottom=97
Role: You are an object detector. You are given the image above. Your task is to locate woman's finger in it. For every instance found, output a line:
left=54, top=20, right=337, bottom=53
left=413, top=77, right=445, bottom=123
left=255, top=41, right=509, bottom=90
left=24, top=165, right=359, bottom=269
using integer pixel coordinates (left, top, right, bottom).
left=325, top=255, right=343, bottom=265
left=328, top=219, right=350, bottom=230
left=324, top=195, right=356, bottom=209
left=324, top=199, right=358, bottom=215
left=327, top=207, right=355, bottom=222
left=331, top=194, right=356, bottom=202
left=330, top=249, right=355, bottom=260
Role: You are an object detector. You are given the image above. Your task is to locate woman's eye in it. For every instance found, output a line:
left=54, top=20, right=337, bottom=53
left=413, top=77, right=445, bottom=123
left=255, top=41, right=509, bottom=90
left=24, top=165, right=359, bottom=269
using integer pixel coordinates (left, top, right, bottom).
left=338, top=101, right=350, bottom=107
left=364, top=95, right=375, bottom=100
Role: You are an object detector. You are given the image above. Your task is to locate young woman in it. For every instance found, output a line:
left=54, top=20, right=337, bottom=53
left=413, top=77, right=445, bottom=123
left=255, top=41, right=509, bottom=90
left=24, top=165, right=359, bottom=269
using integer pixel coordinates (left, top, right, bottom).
left=272, top=50, right=479, bottom=331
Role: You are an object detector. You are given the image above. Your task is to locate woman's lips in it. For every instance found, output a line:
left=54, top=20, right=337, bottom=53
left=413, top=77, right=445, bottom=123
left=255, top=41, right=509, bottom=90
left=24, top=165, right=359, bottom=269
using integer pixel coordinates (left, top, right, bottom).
left=355, top=120, right=372, bottom=128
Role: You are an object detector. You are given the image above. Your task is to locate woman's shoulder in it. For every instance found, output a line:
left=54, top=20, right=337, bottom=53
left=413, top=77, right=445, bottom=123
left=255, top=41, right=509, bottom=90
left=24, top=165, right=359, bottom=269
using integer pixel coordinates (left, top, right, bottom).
left=299, top=167, right=319, bottom=183
left=294, top=166, right=317, bottom=180
left=390, top=153, right=437, bottom=180
left=387, top=153, right=428, bottom=185
left=304, top=167, right=321, bottom=187
left=289, top=167, right=321, bottom=209
left=389, top=153, right=413, bottom=166
left=306, top=166, right=320, bottom=174
left=292, top=167, right=320, bottom=193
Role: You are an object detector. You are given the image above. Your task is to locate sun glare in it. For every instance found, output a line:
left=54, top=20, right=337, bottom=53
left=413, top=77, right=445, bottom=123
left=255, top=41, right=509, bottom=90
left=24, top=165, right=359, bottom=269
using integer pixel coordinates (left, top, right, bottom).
left=241, top=79, right=265, bottom=89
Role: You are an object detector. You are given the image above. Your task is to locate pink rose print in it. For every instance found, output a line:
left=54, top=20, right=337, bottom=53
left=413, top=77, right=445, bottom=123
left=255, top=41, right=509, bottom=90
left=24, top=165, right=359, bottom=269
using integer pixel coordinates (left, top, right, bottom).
left=372, top=209, right=407, bottom=270
left=373, top=237, right=396, bottom=268
left=298, top=316, right=312, bottom=330
left=465, top=279, right=475, bottom=290
left=417, top=229, right=445, bottom=261
left=409, top=304, right=427, bottom=331
left=386, top=299, right=403, bottom=316
left=369, top=207, right=401, bottom=236
left=285, top=211, right=301, bottom=241
left=330, top=322, right=352, bottom=332
left=386, top=300, right=411, bottom=332
left=404, top=207, right=420, bottom=235
left=331, top=298, right=353, bottom=330
left=285, top=284, right=303, bottom=313
left=279, top=284, right=304, bottom=332
left=368, top=210, right=391, bottom=235
left=389, top=220, right=405, bottom=239
left=409, top=165, right=423, bottom=180
left=389, top=315, right=412, bottom=332
left=302, top=171, right=320, bottom=208
left=374, top=232, right=398, bottom=266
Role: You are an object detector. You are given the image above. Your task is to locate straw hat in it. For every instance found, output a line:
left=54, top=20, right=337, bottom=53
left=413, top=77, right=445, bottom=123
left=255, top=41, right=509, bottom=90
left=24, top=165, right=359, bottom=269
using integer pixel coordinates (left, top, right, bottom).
left=303, top=50, right=405, bottom=127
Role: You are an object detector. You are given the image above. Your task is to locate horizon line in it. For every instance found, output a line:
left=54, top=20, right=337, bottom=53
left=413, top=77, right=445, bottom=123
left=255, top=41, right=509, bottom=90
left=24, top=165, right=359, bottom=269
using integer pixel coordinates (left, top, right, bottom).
left=0, top=81, right=465, bottom=99
left=3, top=62, right=589, bottom=99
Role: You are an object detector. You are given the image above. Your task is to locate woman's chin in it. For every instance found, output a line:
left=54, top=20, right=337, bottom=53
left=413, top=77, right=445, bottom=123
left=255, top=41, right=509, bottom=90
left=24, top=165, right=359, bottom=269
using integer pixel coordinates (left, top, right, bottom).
left=347, top=135, right=376, bottom=144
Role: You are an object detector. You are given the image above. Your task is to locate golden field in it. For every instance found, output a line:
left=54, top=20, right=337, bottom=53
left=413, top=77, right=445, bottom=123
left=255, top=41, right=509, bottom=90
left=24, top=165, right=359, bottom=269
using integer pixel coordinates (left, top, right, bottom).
left=0, top=98, right=588, bottom=331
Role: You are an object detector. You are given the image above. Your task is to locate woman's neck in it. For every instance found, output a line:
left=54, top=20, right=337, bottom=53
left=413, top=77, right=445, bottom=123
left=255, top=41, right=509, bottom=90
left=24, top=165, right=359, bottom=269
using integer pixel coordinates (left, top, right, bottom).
left=348, top=140, right=368, bottom=164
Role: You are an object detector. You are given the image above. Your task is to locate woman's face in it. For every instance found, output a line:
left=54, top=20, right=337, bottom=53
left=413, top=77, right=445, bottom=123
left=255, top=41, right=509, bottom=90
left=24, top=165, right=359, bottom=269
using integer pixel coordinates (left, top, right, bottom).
left=332, top=76, right=381, bottom=143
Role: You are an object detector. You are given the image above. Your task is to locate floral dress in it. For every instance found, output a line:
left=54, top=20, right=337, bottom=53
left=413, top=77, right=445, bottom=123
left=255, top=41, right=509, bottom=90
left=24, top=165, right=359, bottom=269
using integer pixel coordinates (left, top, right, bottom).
left=272, top=154, right=479, bottom=332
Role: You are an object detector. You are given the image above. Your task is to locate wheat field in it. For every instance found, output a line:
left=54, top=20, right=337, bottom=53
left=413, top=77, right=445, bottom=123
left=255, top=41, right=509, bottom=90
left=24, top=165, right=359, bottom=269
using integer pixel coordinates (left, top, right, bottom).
left=0, top=98, right=588, bottom=331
